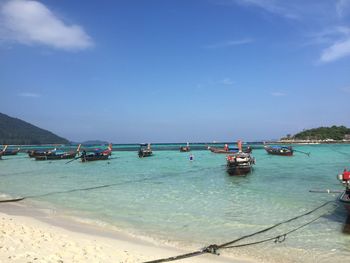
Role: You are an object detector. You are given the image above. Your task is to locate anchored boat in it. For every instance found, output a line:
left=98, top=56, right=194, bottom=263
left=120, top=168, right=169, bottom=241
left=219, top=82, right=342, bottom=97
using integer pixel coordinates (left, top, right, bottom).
left=264, top=145, right=293, bottom=156
left=180, top=142, right=190, bottom=152
left=35, top=145, right=81, bottom=161
left=0, top=145, right=8, bottom=159
left=338, top=169, right=350, bottom=213
left=28, top=148, right=57, bottom=158
left=226, top=141, right=255, bottom=176
left=209, top=145, right=252, bottom=154
left=226, top=152, right=255, bottom=176
left=80, top=144, right=112, bottom=162
left=2, top=147, right=20, bottom=156
left=138, top=143, right=153, bottom=158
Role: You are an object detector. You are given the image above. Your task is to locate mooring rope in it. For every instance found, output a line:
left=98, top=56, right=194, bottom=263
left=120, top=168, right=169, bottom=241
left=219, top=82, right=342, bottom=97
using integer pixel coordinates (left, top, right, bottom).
left=0, top=172, right=179, bottom=203
left=143, top=200, right=336, bottom=263
left=329, top=146, right=350, bottom=157
left=222, top=212, right=324, bottom=249
left=217, top=200, right=334, bottom=248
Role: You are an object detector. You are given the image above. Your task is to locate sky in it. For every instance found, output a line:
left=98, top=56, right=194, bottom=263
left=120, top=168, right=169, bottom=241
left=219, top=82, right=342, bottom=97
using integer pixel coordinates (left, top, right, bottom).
left=1, top=0, right=350, bottom=143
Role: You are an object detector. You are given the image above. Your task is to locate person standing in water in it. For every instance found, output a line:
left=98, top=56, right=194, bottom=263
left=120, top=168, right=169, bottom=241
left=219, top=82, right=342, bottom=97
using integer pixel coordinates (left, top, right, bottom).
left=224, top=144, right=229, bottom=151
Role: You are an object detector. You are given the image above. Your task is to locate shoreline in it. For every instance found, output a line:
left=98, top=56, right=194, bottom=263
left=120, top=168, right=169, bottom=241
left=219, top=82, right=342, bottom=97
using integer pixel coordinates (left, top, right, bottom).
left=0, top=201, right=255, bottom=263
left=2, top=141, right=350, bottom=147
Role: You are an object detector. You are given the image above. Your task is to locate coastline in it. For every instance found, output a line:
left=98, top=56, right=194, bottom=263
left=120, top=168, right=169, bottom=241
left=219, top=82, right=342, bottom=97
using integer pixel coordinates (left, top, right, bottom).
left=0, top=201, right=255, bottom=263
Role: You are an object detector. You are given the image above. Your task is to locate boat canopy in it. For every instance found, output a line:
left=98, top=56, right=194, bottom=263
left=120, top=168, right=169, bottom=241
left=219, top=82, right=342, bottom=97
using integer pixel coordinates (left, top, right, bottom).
left=271, top=145, right=290, bottom=149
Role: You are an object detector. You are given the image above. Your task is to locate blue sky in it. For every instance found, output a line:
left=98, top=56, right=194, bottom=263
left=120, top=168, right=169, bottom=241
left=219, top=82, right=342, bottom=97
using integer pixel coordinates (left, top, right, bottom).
left=1, top=0, right=350, bottom=143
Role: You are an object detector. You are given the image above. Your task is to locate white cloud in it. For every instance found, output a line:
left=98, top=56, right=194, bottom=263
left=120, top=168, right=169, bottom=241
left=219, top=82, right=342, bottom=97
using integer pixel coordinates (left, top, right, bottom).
left=219, top=78, right=234, bottom=85
left=204, top=38, right=253, bottom=49
left=304, top=27, right=348, bottom=46
left=305, top=26, right=350, bottom=63
left=227, top=0, right=350, bottom=63
left=271, top=92, right=286, bottom=97
left=0, top=0, right=93, bottom=51
left=320, top=38, right=350, bottom=62
left=18, top=92, right=41, bottom=98
left=336, top=0, right=350, bottom=18
left=233, top=0, right=299, bottom=19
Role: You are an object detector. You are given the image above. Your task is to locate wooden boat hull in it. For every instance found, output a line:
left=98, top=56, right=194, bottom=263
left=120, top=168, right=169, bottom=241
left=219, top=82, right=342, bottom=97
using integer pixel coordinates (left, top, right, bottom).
left=28, top=150, right=47, bottom=158
left=339, top=190, right=350, bottom=213
left=138, top=150, right=152, bottom=158
left=3, top=149, right=20, bottom=156
left=35, top=152, right=77, bottom=161
left=180, top=146, right=190, bottom=152
left=81, top=154, right=110, bottom=162
left=265, top=151, right=293, bottom=156
left=209, top=147, right=252, bottom=154
left=226, top=164, right=252, bottom=176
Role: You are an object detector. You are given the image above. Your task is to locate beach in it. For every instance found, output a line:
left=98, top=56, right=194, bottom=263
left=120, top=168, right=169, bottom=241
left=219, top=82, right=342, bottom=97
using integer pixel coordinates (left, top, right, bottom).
left=0, top=202, right=253, bottom=263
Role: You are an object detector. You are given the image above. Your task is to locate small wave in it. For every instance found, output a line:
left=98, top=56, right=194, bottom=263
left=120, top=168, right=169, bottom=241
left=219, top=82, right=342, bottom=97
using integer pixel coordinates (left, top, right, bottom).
left=0, top=193, right=13, bottom=200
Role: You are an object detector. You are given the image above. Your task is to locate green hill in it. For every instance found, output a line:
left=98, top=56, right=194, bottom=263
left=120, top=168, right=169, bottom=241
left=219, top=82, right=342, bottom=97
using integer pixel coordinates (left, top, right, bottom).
left=0, top=113, right=69, bottom=145
left=293, top=125, right=350, bottom=140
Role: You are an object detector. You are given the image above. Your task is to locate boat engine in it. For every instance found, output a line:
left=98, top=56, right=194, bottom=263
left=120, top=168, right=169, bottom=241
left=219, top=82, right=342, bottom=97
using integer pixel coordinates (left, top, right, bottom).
left=338, top=170, right=350, bottom=187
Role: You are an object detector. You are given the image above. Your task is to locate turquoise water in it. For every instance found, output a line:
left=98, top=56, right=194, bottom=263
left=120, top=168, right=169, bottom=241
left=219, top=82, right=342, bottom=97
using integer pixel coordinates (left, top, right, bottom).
left=1, top=144, right=350, bottom=262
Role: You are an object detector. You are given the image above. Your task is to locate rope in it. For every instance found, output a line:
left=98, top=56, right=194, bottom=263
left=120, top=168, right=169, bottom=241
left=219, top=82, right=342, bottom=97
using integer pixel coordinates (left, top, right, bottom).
left=217, top=200, right=333, bottom=248
left=0, top=197, right=25, bottom=203
left=329, top=146, right=350, bottom=157
left=309, top=189, right=343, bottom=193
left=143, top=200, right=336, bottom=263
left=293, top=149, right=310, bottom=156
left=222, top=212, right=324, bottom=249
left=0, top=172, right=179, bottom=203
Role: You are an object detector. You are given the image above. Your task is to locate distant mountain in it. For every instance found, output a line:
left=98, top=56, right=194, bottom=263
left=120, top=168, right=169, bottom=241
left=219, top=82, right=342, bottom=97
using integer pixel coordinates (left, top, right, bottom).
left=81, top=140, right=109, bottom=145
left=0, top=112, right=69, bottom=145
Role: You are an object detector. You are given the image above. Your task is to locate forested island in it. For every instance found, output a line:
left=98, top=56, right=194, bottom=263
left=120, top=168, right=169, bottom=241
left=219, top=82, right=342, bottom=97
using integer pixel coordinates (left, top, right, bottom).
left=0, top=113, right=69, bottom=145
left=281, top=125, right=350, bottom=142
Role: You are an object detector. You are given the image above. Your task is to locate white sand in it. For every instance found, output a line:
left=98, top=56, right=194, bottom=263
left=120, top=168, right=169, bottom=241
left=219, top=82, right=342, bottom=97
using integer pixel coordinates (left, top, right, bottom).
left=0, top=203, right=256, bottom=263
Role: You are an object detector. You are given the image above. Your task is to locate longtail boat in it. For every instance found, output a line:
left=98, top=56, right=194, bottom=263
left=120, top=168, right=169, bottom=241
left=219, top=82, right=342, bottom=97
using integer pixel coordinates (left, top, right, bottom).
left=209, top=145, right=252, bottom=154
left=28, top=148, right=55, bottom=158
left=2, top=147, right=20, bottom=156
left=35, top=144, right=81, bottom=161
left=180, top=142, right=190, bottom=152
left=0, top=145, right=8, bottom=159
left=226, top=141, right=255, bottom=176
left=264, top=145, right=293, bottom=156
left=338, top=169, right=350, bottom=213
left=80, top=144, right=112, bottom=162
left=138, top=143, right=152, bottom=158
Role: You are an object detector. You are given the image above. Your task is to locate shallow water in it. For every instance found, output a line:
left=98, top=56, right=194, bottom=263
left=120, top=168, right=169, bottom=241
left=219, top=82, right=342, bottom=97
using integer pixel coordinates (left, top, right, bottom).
left=1, top=144, right=350, bottom=262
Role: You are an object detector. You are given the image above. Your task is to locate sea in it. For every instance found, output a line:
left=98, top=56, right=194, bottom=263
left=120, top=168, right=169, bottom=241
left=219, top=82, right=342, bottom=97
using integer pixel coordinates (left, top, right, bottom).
left=1, top=143, right=350, bottom=263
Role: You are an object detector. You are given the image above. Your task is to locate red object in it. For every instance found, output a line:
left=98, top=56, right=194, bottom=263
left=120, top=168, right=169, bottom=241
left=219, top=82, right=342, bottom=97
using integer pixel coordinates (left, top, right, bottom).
left=227, top=155, right=235, bottom=161
left=343, top=171, right=350, bottom=180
